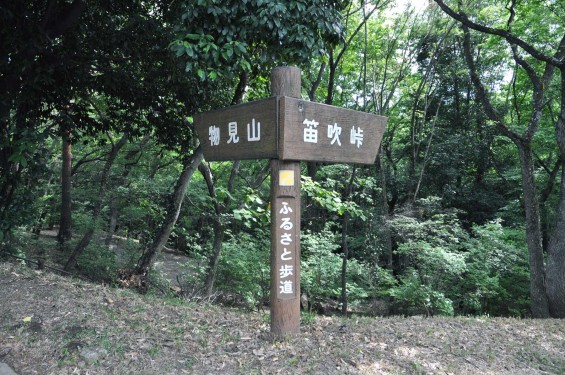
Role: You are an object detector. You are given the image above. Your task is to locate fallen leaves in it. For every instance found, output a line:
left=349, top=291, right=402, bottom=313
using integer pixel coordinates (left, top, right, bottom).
left=1, top=262, right=565, bottom=375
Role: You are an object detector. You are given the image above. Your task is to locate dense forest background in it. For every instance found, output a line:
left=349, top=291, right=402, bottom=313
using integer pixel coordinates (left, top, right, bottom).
left=1, top=0, right=564, bottom=319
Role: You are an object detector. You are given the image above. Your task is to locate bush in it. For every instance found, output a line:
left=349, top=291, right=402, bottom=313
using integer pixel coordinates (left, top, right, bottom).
left=76, top=243, right=119, bottom=283
left=215, top=230, right=270, bottom=309
left=390, top=269, right=454, bottom=316
left=461, top=220, right=530, bottom=317
left=301, top=226, right=372, bottom=308
left=389, top=206, right=467, bottom=316
left=388, top=198, right=530, bottom=317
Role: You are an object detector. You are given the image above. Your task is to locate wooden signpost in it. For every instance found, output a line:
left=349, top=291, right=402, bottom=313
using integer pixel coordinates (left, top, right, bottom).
left=194, top=66, right=387, bottom=338
left=193, top=97, right=278, bottom=161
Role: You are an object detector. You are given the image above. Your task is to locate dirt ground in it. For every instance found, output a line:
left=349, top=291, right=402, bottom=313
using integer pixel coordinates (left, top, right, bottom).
left=1, top=262, right=564, bottom=374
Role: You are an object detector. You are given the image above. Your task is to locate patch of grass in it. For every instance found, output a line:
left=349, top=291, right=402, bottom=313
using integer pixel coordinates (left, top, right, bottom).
left=517, top=348, right=565, bottom=374
left=147, top=345, right=160, bottom=358
left=301, top=311, right=317, bottom=325
left=410, top=361, right=426, bottom=374
left=485, top=348, right=497, bottom=364
left=287, top=356, right=298, bottom=366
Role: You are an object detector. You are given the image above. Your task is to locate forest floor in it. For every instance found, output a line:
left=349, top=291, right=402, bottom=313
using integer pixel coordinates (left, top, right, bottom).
left=1, top=262, right=565, bottom=374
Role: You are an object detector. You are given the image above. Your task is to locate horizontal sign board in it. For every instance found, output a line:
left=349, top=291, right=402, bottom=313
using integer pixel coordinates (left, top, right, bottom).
left=278, top=97, right=387, bottom=165
left=194, top=97, right=387, bottom=165
left=193, top=97, right=278, bottom=161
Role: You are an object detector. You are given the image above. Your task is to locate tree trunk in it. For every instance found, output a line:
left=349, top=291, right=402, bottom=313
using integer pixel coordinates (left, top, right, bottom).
left=459, top=23, right=554, bottom=318
left=203, top=219, right=224, bottom=297
left=340, top=210, right=349, bottom=314
left=57, top=131, right=73, bottom=244
left=105, top=198, right=119, bottom=246
left=545, top=70, right=565, bottom=317
left=326, top=51, right=336, bottom=105
left=340, top=166, right=356, bottom=314
left=378, top=156, right=393, bottom=269
left=64, top=133, right=128, bottom=271
left=105, top=134, right=151, bottom=246
left=546, top=166, right=565, bottom=317
left=198, top=161, right=226, bottom=297
left=516, top=141, right=550, bottom=318
left=135, top=146, right=203, bottom=275
left=198, top=72, right=248, bottom=295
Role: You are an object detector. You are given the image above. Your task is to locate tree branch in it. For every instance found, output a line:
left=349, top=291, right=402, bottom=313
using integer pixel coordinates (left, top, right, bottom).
left=433, top=0, right=563, bottom=67
left=461, top=25, right=521, bottom=143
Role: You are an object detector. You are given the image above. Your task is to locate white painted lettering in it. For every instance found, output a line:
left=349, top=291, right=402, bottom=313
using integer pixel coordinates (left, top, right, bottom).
left=279, top=280, right=293, bottom=294
left=279, top=202, right=293, bottom=214
left=303, top=118, right=319, bottom=143
left=281, top=247, right=292, bottom=260
left=279, top=264, right=294, bottom=278
left=280, top=217, right=293, bottom=230
left=280, top=233, right=292, bottom=246
left=350, top=126, right=363, bottom=148
left=227, top=121, right=239, bottom=144
left=247, top=118, right=261, bottom=142
left=328, top=123, right=342, bottom=146
left=209, top=125, right=220, bottom=146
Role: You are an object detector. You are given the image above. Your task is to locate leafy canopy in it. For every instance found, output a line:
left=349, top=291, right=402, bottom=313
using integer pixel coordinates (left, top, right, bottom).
left=171, top=0, right=347, bottom=80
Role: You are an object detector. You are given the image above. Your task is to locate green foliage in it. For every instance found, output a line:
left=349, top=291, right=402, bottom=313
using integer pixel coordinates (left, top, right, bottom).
left=0, top=126, right=53, bottom=239
left=302, top=176, right=366, bottom=219
left=215, top=230, right=270, bottom=309
left=301, top=226, right=372, bottom=306
left=172, top=0, right=344, bottom=80
left=76, top=244, right=119, bottom=283
left=0, top=229, right=31, bottom=264
left=388, top=200, right=467, bottom=316
left=462, top=220, right=530, bottom=317
left=1, top=0, right=554, bottom=320
left=390, top=270, right=455, bottom=317
left=232, top=188, right=270, bottom=229
left=388, top=198, right=530, bottom=317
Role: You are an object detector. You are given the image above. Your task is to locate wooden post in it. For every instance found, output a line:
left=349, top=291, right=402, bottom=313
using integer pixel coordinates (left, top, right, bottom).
left=193, top=65, right=386, bottom=337
left=270, top=66, right=301, bottom=337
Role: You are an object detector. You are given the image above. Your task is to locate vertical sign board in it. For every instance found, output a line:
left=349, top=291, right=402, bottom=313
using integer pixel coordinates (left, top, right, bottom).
left=193, top=97, right=278, bottom=161
left=279, top=97, right=387, bottom=164
left=270, top=162, right=301, bottom=335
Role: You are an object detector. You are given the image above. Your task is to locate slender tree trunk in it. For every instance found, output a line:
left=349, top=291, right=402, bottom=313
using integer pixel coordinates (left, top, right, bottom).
left=105, top=134, right=151, bottom=245
left=340, top=166, right=356, bottom=314
left=326, top=51, right=336, bottom=105
left=203, top=219, right=224, bottom=297
left=64, top=134, right=128, bottom=271
left=340, top=210, right=350, bottom=314
left=105, top=198, right=119, bottom=246
left=378, top=156, right=393, bottom=269
left=135, top=146, right=203, bottom=275
left=198, top=161, right=227, bottom=297
left=199, top=161, right=219, bottom=294
left=308, top=62, right=326, bottom=101
left=33, top=142, right=58, bottom=237
left=516, top=142, right=550, bottom=318
left=231, top=71, right=248, bottom=105
left=57, top=130, right=73, bottom=244
left=460, top=24, right=553, bottom=318
left=540, top=158, right=561, bottom=251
